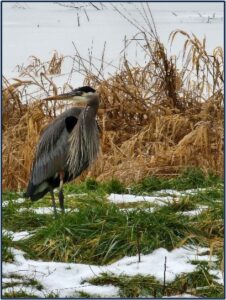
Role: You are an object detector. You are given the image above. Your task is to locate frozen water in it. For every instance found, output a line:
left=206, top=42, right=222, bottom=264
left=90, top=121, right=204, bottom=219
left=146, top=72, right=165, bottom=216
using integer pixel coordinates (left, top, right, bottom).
left=3, top=2, right=224, bottom=86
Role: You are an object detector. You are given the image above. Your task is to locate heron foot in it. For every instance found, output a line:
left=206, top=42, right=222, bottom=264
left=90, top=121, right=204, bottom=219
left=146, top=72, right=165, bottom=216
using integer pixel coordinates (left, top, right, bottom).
left=50, top=190, right=58, bottom=217
left=58, top=190, right=65, bottom=213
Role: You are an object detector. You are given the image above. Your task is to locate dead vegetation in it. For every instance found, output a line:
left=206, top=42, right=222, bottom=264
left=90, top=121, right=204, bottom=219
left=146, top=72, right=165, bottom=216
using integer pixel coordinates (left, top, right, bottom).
left=2, top=12, right=224, bottom=190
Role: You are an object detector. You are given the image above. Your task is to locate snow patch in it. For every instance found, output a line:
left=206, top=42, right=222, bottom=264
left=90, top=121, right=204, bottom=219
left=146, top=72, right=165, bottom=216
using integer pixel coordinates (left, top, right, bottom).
left=18, top=207, right=77, bottom=214
left=15, top=197, right=26, bottom=203
left=2, top=201, right=9, bottom=207
left=163, top=294, right=198, bottom=298
left=120, top=207, right=155, bottom=213
left=3, top=277, right=24, bottom=283
left=2, top=197, right=26, bottom=207
left=74, top=284, right=119, bottom=298
left=67, top=193, right=88, bottom=198
left=153, top=188, right=207, bottom=197
left=3, top=246, right=217, bottom=298
left=209, top=270, right=224, bottom=285
left=3, top=230, right=33, bottom=241
left=108, top=188, right=210, bottom=205
left=108, top=194, right=174, bottom=205
left=181, top=205, right=209, bottom=217
left=2, top=285, right=44, bottom=298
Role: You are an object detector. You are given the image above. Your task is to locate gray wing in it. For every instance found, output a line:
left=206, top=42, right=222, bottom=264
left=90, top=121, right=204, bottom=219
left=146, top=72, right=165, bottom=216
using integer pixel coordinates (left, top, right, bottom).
left=31, top=107, right=83, bottom=185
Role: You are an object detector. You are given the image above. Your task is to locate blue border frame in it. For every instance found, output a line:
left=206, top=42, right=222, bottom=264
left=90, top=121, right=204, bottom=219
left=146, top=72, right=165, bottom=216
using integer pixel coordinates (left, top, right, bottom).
left=1, top=0, right=226, bottom=2
left=1, top=1, right=225, bottom=299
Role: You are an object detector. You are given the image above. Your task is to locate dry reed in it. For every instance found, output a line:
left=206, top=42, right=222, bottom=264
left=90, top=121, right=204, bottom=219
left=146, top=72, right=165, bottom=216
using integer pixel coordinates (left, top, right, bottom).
left=2, top=24, right=223, bottom=191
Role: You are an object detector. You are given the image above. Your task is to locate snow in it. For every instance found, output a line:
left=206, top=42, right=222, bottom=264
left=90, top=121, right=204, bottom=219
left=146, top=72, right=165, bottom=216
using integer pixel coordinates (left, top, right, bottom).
left=20, top=207, right=55, bottom=214
left=67, top=193, right=88, bottom=198
left=120, top=207, right=155, bottom=213
left=2, top=201, right=9, bottom=208
left=14, top=197, right=26, bottom=204
left=108, top=247, right=217, bottom=280
left=181, top=205, right=209, bottom=217
left=120, top=204, right=208, bottom=216
left=3, top=2, right=224, bottom=86
left=3, top=277, right=24, bottom=283
left=3, top=230, right=33, bottom=242
left=2, top=186, right=223, bottom=297
left=3, top=283, right=118, bottom=298
left=108, top=193, right=174, bottom=205
left=73, top=284, right=120, bottom=298
left=153, top=188, right=208, bottom=197
left=3, top=248, right=120, bottom=297
left=2, top=285, right=44, bottom=298
left=108, top=188, right=206, bottom=205
left=209, top=270, right=224, bottom=285
left=2, top=197, right=26, bottom=207
left=3, top=246, right=220, bottom=298
left=18, top=207, right=77, bottom=214
left=163, top=294, right=198, bottom=298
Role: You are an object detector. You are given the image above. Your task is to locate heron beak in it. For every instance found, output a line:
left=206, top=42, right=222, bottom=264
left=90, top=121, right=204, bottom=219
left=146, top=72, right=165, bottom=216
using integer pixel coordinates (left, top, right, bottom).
left=43, top=93, right=89, bottom=104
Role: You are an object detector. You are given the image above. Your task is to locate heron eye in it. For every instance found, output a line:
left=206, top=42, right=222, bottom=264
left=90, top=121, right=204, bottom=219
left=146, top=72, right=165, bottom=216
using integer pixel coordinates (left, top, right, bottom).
left=65, top=116, right=78, bottom=133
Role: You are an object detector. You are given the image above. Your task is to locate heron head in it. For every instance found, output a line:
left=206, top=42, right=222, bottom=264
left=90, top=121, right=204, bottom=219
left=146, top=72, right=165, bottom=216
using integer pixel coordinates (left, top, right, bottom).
left=44, top=86, right=99, bottom=106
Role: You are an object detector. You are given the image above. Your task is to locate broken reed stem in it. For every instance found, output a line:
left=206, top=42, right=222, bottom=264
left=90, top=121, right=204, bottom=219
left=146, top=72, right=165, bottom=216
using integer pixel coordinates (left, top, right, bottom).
left=163, top=256, right=167, bottom=295
left=77, top=12, right=80, bottom=27
left=136, top=226, right=141, bottom=263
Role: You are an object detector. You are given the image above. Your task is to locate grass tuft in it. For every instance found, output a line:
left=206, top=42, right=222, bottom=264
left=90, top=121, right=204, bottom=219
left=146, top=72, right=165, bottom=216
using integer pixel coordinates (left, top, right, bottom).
left=17, top=200, right=202, bottom=264
left=132, top=168, right=223, bottom=194
left=2, top=234, right=14, bottom=263
left=103, top=179, right=126, bottom=194
left=87, top=273, right=162, bottom=298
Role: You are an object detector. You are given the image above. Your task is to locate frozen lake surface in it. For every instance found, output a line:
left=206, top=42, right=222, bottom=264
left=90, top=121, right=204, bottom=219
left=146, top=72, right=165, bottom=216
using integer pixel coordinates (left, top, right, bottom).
left=3, top=2, right=224, bottom=86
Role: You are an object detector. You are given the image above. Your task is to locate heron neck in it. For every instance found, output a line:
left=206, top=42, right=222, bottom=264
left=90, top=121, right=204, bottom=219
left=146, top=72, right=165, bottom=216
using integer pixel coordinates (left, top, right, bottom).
left=85, top=96, right=99, bottom=117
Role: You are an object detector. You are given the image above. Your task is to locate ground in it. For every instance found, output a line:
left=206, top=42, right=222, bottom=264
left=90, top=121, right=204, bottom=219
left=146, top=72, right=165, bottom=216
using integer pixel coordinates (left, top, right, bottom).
left=2, top=169, right=224, bottom=298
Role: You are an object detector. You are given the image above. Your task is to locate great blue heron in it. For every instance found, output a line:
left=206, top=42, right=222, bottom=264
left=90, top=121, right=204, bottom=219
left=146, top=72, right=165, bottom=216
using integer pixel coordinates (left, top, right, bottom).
left=25, top=86, right=100, bottom=214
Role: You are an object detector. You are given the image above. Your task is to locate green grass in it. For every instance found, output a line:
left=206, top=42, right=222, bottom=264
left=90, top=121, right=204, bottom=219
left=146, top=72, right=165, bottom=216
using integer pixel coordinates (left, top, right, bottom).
left=87, top=273, right=162, bottom=297
left=2, top=291, right=58, bottom=299
left=3, top=277, right=43, bottom=291
left=131, top=168, right=223, bottom=194
left=2, top=234, right=14, bottom=262
left=3, top=206, right=53, bottom=232
left=2, top=191, right=22, bottom=200
left=17, top=200, right=200, bottom=264
left=2, top=291, right=39, bottom=298
left=2, top=274, right=56, bottom=299
left=2, top=168, right=224, bottom=298
left=63, top=178, right=126, bottom=196
left=170, top=263, right=224, bottom=298
left=86, top=263, right=224, bottom=298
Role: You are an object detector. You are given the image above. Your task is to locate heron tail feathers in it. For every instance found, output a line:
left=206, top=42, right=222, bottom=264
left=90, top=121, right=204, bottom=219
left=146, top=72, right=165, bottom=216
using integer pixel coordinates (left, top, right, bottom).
left=24, top=181, right=50, bottom=202
left=24, top=172, right=72, bottom=202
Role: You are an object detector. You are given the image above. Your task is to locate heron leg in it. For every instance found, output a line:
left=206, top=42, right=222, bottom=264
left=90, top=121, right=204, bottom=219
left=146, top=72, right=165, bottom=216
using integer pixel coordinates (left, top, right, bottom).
left=58, top=172, right=65, bottom=213
left=50, top=189, right=57, bottom=216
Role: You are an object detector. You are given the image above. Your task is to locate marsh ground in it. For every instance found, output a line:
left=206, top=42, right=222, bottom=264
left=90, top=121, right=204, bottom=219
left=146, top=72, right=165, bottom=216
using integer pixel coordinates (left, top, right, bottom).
left=2, top=169, right=224, bottom=298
